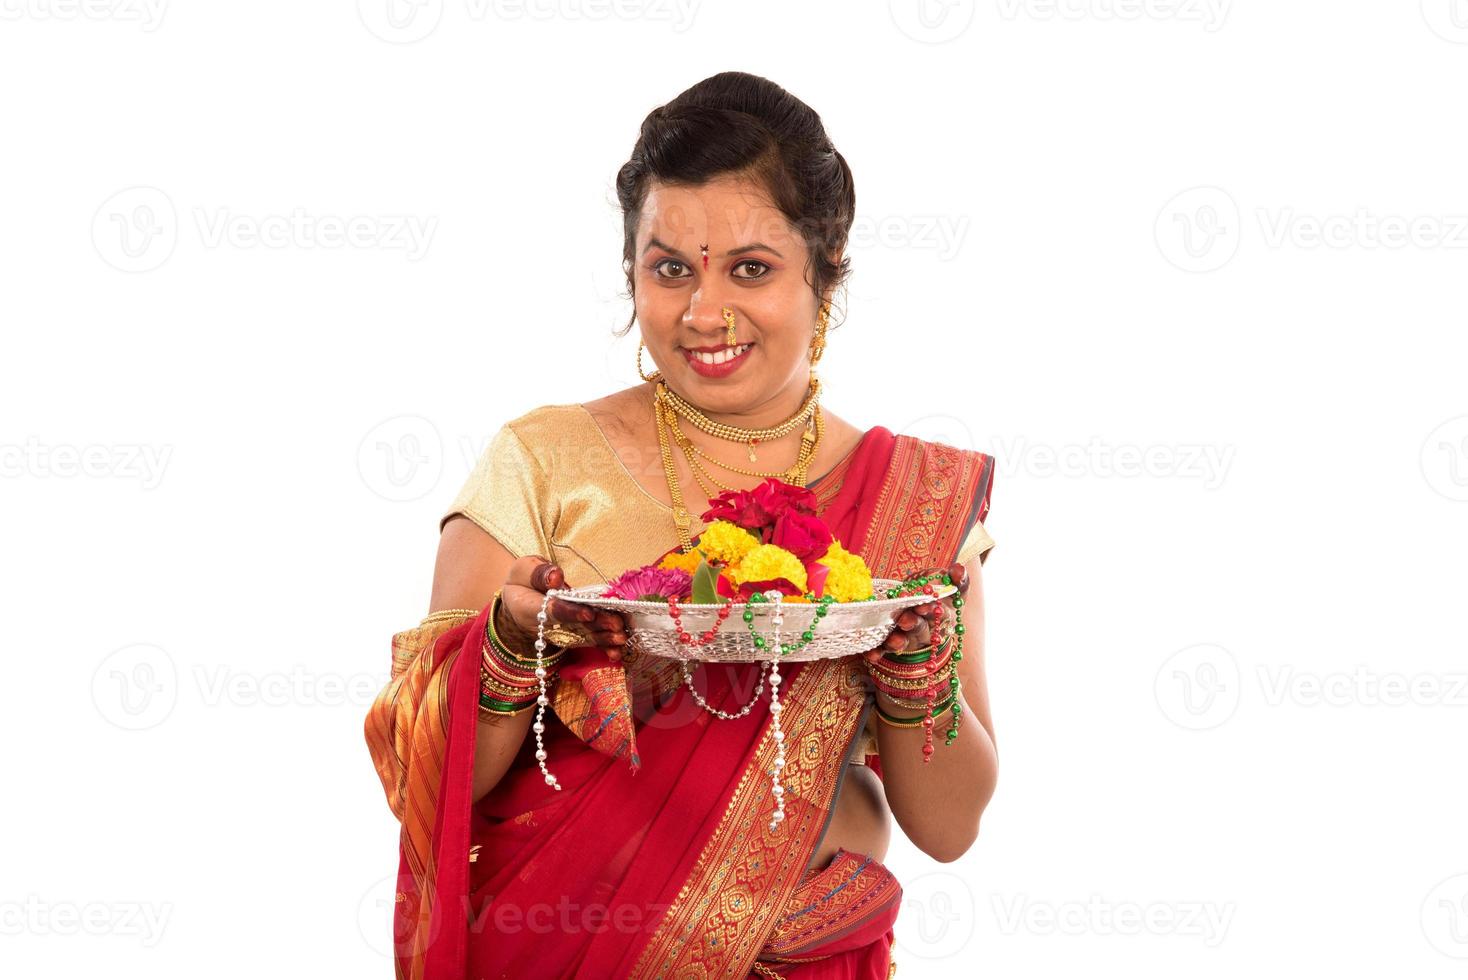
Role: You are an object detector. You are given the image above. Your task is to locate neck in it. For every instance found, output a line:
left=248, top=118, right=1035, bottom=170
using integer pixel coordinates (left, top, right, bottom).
left=666, top=370, right=815, bottom=431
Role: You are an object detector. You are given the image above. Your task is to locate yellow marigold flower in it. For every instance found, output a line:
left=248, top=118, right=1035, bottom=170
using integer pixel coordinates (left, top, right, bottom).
left=697, top=520, right=759, bottom=566
left=658, top=548, right=705, bottom=574
left=727, top=544, right=807, bottom=593
left=817, top=541, right=874, bottom=602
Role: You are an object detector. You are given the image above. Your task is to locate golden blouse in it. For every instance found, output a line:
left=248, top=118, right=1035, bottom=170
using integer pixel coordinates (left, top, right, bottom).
left=441, top=403, right=995, bottom=762
left=439, top=403, right=995, bottom=585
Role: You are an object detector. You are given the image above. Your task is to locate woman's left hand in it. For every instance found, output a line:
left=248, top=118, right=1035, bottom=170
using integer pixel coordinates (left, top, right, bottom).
left=861, top=561, right=969, bottom=665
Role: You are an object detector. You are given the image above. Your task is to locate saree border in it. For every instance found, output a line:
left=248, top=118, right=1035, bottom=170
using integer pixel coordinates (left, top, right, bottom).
left=628, top=655, right=869, bottom=978
left=631, top=433, right=990, bottom=977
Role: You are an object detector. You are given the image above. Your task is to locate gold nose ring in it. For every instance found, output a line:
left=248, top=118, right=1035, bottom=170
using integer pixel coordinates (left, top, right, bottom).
left=722, top=307, right=736, bottom=346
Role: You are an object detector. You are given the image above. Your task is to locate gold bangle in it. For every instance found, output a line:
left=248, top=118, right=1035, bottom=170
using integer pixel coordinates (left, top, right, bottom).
left=479, top=665, right=547, bottom=700
left=866, top=664, right=953, bottom=692
left=477, top=700, right=536, bottom=720
left=421, top=607, right=480, bottom=627
left=488, top=590, right=567, bottom=665
left=874, top=692, right=957, bottom=728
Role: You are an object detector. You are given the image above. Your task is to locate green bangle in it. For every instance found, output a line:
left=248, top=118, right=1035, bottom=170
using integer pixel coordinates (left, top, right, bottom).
left=479, top=692, right=537, bottom=715
left=883, top=647, right=936, bottom=665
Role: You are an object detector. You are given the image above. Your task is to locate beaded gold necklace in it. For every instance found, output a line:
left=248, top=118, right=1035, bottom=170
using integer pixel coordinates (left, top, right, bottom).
left=656, top=376, right=820, bottom=462
left=653, top=379, right=824, bottom=552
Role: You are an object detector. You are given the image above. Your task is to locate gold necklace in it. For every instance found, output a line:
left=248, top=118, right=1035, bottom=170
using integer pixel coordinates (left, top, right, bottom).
left=654, top=397, right=699, bottom=553
left=656, top=377, right=820, bottom=462
left=669, top=406, right=823, bottom=489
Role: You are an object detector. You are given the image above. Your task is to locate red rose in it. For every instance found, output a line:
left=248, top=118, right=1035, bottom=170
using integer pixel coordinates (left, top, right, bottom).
left=770, top=509, right=833, bottom=565
left=717, top=575, right=806, bottom=601
left=700, top=487, right=778, bottom=534
left=752, top=478, right=819, bottom=519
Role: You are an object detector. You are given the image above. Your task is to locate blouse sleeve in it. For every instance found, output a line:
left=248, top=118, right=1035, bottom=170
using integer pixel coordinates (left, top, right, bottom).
left=953, top=451, right=996, bottom=566
left=438, top=422, right=555, bottom=560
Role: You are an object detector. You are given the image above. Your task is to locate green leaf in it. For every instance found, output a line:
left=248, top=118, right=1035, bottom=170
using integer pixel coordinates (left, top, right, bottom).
left=691, top=556, right=720, bottom=604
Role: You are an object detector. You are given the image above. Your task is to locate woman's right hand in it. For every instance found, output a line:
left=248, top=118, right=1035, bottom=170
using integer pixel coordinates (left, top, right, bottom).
left=497, top=556, right=630, bottom=663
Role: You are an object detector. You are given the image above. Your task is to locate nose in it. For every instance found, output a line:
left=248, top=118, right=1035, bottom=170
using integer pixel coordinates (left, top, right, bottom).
left=684, top=285, right=737, bottom=343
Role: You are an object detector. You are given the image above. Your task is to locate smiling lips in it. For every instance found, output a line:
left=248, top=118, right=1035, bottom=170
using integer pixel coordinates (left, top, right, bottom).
left=683, top=342, right=754, bottom=377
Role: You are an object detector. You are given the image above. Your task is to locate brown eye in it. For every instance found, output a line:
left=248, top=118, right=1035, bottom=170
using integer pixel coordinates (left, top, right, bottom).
left=654, top=258, right=691, bottom=280
left=732, top=260, right=770, bottom=280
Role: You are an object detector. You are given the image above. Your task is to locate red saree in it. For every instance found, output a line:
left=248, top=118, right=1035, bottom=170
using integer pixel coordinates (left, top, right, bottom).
left=365, top=424, right=995, bottom=979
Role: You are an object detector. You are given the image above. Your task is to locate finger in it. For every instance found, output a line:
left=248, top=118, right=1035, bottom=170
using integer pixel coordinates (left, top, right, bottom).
left=591, top=610, right=627, bottom=632
left=882, top=628, right=911, bottom=652
left=949, top=561, right=969, bottom=594
left=895, top=610, right=919, bottom=630
left=548, top=597, right=596, bottom=624
left=910, top=619, right=932, bottom=649
left=509, top=555, right=561, bottom=593
left=581, top=627, right=629, bottom=648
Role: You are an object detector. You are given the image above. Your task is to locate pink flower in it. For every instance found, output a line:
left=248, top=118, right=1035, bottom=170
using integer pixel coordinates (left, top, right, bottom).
left=603, top=566, right=692, bottom=602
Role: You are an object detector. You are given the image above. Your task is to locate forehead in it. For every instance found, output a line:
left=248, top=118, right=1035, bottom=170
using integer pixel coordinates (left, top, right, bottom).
left=637, top=176, right=801, bottom=251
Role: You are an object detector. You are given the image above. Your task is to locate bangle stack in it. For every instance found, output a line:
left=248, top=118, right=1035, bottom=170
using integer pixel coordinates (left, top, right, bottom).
left=865, top=571, right=968, bottom=762
left=480, top=590, right=566, bottom=717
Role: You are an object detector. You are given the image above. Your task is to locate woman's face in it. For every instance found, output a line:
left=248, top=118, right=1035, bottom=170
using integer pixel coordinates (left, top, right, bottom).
left=633, top=175, right=828, bottom=416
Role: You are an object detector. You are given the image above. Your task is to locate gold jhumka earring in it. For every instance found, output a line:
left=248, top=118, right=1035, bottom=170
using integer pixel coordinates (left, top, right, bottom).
left=810, top=302, right=831, bottom=366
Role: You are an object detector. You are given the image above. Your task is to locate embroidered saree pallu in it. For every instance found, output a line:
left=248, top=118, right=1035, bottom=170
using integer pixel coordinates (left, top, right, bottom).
left=364, top=425, right=995, bottom=979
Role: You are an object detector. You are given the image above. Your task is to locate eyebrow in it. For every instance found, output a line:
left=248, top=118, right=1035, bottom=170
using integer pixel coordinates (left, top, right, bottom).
left=643, top=237, right=785, bottom=260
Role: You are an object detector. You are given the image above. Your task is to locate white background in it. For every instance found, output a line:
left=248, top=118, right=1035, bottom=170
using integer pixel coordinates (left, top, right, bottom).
left=3, top=2, right=1466, bottom=977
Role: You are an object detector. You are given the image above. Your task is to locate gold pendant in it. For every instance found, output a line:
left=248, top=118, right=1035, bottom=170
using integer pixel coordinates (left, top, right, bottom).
left=748, top=439, right=758, bottom=462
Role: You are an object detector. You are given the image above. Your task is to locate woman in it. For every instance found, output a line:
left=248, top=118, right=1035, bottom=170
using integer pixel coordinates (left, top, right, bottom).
left=365, top=71, right=998, bottom=979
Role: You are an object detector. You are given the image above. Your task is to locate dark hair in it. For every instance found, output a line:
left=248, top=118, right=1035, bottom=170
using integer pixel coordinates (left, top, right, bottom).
left=613, top=71, right=856, bottom=337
